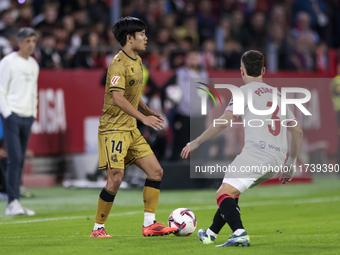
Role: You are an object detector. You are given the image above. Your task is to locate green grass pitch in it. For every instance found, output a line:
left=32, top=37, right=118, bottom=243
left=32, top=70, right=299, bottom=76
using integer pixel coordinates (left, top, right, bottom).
left=0, top=178, right=339, bottom=255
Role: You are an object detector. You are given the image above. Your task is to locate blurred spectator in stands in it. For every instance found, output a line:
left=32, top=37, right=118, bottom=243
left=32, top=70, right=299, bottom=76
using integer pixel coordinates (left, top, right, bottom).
left=266, top=24, right=295, bottom=72
left=220, top=0, right=247, bottom=17
left=269, top=5, right=288, bottom=30
left=230, top=10, right=248, bottom=48
left=53, top=23, right=69, bottom=49
left=160, top=14, right=176, bottom=40
left=70, top=24, right=85, bottom=49
left=245, top=12, right=266, bottom=52
left=38, top=32, right=62, bottom=69
left=216, top=39, right=242, bottom=69
left=62, top=15, right=75, bottom=37
left=175, top=15, right=199, bottom=48
left=315, top=41, right=328, bottom=73
left=16, top=4, right=33, bottom=28
left=291, top=12, right=319, bottom=49
left=72, top=8, right=88, bottom=26
left=0, top=0, right=10, bottom=13
left=0, top=35, right=12, bottom=57
left=93, top=21, right=106, bottom=43
left=87, top=0, right=110, bottom=24
left=176, top=0, right=195, bottom=26
left=65, top=24, right=85, bottom=66
left=121, top=0, right=135, bottom=17
left=33, top=3, right=59, bottom=33
left=131, top=0, right=158, bottom=41
left=74, top=31, right=106, bottom=68
left=171, top=36, right=193, bottom=69
left=256, top=0, right=276, bottom=13
left=200, top=39, right=216, bottom=70
left=130, top=0, right=148, bottom=24
left=162, top=51, right=209, bottom=160
left=105, top=24, right=119, bottom=47
left=148, top=45, right=162, bottom=70
left=215, top=17, right=232, bottom=52
left=197, top=0, right=217, bottom=45
left=0, top=9, right=17, bottom=40
left=291, top=34, right=315, bottom=72
left=156, top=27, right=173, bottom=49
left=292, top=0, right=329, bottom=32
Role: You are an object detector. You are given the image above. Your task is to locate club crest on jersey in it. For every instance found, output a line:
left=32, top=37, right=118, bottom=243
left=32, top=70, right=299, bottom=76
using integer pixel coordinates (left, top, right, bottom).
left=112, top=154, right=118, bottom=163
left=111, top=76, right=120, bottom=86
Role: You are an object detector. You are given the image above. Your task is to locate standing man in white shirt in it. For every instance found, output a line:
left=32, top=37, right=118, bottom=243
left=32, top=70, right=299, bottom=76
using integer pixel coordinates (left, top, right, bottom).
left=0, top=27, right=39, bottom=216
left=181, top=50, right=303, bottom=247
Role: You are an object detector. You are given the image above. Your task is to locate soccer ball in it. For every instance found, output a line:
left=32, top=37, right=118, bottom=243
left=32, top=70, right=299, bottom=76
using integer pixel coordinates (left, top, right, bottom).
left=168, top=208, right=197, bottom=236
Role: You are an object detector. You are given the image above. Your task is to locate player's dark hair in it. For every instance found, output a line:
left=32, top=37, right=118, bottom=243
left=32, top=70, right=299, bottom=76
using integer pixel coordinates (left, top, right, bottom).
left=241, top=50, right=264, bottom=77
left=112, top=16, right=147, bottom=47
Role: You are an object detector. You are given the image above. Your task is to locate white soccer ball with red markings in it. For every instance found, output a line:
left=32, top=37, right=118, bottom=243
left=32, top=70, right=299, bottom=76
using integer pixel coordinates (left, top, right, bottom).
left=168, top=208, right=197, bottom=236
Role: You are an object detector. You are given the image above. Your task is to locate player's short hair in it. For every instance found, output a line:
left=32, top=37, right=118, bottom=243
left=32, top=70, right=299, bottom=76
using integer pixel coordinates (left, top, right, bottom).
left=241, top=50, right=264, bottom=77
left=17, top=27, right=36, bottom=41
left=112, top=16, right=147, bottom=47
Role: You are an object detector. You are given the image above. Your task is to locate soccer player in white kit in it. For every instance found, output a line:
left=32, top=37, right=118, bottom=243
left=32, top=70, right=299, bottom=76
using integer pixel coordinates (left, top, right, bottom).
left=0, top=28, right=39, bottom=216
left=181, top=50, right=303, bottom=247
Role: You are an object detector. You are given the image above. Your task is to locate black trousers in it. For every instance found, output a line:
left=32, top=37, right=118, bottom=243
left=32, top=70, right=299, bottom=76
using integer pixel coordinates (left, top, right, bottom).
left=1, top=113, right=34, bottom=203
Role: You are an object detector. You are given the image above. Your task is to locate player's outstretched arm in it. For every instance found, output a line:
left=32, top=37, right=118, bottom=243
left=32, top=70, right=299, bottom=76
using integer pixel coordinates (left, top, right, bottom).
left=112, top=91, right=164, bottom=130
left=279, top=123, right=303, bottom=184
left=181, top=111, right=235, bottom=159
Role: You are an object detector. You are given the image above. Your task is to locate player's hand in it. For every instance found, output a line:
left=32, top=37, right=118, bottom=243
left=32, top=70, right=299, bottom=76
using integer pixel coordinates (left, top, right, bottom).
left=0, top=149, right=7, bottom=159
left=180, top=141, right=199, bottom=159
left=145, top=109, right=164, bottom=122
left=279, top=156, right=296, bottom=184
left=142, top=115, right=164, bottom=131
left=278, top=171, right=293, bottom=184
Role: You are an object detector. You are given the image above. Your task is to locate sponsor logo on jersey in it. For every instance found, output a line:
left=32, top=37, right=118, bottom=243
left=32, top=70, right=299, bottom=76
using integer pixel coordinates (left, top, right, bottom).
left=129, top=78, right=143, bottom=86
left=260, top=141, right=266, bottom=149
left=111, top=76, right=120, bottom=86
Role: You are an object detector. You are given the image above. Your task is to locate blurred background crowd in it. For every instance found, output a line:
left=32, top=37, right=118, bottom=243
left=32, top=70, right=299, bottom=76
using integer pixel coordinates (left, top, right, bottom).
left=0, top=0, right=339, bottom=72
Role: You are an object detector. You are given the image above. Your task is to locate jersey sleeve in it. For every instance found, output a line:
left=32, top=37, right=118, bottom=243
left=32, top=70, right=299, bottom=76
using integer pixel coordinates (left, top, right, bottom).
left=108, top=63, right=126, bottom=93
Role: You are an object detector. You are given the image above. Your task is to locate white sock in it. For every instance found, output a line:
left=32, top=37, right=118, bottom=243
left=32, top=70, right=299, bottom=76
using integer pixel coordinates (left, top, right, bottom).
left=234, top=228, right=246, bottom=236
left=206, top=228, right=217, bottom=238
left=143, top=212, right=155, bottom=227
left=93, top=223, right=105, bottom=231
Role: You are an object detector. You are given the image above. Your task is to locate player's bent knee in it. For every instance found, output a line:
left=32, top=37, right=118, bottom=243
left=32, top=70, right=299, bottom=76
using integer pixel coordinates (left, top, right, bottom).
left=148, top=167, right=163, bottom=181
left=215, top=184, right=240, bottom=200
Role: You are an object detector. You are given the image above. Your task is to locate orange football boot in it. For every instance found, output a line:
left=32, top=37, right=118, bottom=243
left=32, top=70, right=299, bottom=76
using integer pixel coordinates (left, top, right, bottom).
left=142, top=221, right=177, bottom=236
left=90, top=227, right=112, bottom=238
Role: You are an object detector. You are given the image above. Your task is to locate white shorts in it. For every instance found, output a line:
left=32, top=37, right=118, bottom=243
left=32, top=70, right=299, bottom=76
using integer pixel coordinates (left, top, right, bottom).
left=222, top=149, right=284, bottom=193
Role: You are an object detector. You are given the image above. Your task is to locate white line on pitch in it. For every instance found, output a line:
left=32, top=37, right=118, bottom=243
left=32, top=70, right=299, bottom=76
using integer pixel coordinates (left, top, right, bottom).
left=0, top=196, right=339, bottom=225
